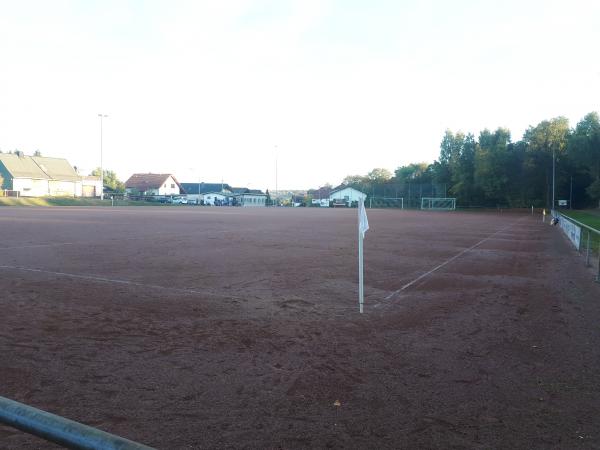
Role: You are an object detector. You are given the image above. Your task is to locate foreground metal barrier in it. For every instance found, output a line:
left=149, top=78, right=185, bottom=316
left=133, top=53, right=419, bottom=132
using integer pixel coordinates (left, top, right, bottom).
left=0, top=396, right=155, bottom=450
left=555, top=211, right=600, bottom=282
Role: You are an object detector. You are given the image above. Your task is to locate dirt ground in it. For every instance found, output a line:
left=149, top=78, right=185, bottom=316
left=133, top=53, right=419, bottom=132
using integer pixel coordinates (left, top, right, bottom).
left=1, top=206, right=599, bottom=449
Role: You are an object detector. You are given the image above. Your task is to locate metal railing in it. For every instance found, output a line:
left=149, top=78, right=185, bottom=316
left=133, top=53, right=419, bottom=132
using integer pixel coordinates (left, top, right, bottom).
left=556, top=212, right=600, bottom=282
left=0, top=396, right=154, bottom=450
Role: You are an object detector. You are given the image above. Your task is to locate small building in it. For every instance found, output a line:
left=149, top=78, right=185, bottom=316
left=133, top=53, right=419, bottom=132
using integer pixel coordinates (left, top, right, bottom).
left=0, top=153, right=82, bottom=197
left=125, top=173, right=183, bottom=196
left=80, top=176, right=103, bottom=197
left=235, top=191, right=267, bottom=207
left=329, top=185, right=367, bottom=207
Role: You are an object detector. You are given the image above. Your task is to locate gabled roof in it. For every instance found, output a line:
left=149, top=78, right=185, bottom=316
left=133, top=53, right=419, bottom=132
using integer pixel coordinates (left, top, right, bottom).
left=231, top=187, right=249, bottom=194
left=0, top=154, right=50, bottom=179
left=31, top=156, right=79, bottom=182
left=181, top=182, right=232, bottom=195
left=308, top=186, right=333, bottom=198
left=235, top=191, right=266, bottom=197
left=329, top=185, right=366, bottom=196
left=125, top=173, right=183, bottom=192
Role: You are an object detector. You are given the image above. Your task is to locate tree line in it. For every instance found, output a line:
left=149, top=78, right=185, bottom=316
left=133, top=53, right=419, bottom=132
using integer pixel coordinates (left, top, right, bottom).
left=340, top=112, right=600, bottom=209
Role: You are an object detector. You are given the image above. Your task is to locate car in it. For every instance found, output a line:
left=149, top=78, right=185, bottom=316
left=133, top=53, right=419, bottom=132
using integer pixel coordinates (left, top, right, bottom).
left=171, top=197, right=188, bottom=204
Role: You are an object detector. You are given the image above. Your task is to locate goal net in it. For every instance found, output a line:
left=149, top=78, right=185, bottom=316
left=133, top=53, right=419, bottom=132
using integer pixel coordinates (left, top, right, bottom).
left=421, top=197, right=456, bottom=210
left=369, top=197, right=404, bottom=209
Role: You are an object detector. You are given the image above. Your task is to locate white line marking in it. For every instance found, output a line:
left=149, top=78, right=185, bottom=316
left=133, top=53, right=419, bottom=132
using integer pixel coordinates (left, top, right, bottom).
left=382, top=217, right=527, bottom=302
left=0, top=243, right=76, bottom=251
left=0, top=265, right=244, bottom=300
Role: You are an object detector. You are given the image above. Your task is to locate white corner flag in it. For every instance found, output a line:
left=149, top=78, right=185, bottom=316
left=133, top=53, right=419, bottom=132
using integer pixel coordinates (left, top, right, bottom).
left=358, top=198, right=369, bottom=313
left=359, top=198, right=369, bottom=239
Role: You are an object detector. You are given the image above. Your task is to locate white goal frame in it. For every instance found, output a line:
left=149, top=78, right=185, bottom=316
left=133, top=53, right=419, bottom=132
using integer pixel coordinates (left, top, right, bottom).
left=421, top=197, right=456, bottom=210
left=368, top=197, right=404, bottom=209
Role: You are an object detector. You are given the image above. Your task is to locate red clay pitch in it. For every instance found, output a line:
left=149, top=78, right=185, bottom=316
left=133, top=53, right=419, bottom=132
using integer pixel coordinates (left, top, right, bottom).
left=1, top=206, right=599, bottom=449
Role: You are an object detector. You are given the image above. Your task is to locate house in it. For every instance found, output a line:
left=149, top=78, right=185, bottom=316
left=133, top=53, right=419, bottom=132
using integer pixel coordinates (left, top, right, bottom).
left=180, top=182, right=232, bottom=204
left=329, top=185, right=367, bottom=207
left=125, top=173, right=183, bottom=196
left=0, top=153, right=83, bottom=197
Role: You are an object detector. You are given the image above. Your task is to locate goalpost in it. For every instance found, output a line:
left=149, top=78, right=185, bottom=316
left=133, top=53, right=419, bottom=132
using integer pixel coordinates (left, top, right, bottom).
left=368, top=197, right=404, bottom=209
left=421, top=197, right=456, bottom=210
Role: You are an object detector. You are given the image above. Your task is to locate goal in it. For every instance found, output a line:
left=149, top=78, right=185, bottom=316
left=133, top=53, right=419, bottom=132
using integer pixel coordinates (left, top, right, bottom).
left=368, top=197, right=404, bottom=209
left=421, top=197, right=456, bottom=210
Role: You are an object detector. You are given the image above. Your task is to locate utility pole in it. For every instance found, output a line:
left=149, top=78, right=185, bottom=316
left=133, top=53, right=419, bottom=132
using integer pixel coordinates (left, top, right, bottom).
left=552, top=148, right=556, bottom=211
left=570, top=175, right=573, bottom=209
left=275, top=145, right=278, bottom=206
left=98, top=114, right=108, bottom=200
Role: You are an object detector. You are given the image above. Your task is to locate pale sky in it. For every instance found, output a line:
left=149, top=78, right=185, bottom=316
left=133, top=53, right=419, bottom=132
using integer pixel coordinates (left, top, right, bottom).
left=1, top=0, right=599, bottom=190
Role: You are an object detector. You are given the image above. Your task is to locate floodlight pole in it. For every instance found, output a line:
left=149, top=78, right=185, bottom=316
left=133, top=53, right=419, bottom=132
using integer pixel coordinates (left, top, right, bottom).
left=98, top=114, right=108, bottom=200
left=570, top=175, right=573, bottom=209
left=551, top=148, right=556, bottom=212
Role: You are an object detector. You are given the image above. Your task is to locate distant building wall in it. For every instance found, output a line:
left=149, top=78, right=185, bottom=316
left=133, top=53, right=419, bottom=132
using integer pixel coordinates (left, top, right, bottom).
left=238, top=194, right=266, bottom=207
left=48, top=180, right=78, bottom=197
left=13, top=178, right=50, bottom=197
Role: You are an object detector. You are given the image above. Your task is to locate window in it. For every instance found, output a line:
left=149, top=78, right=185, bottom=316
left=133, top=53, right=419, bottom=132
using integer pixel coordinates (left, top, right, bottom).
left=171, top=183, right=175, bottom=188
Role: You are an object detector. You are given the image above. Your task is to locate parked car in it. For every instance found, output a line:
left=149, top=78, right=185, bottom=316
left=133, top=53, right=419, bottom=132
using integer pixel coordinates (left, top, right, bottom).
left=172, top=197, right=188, bottom=204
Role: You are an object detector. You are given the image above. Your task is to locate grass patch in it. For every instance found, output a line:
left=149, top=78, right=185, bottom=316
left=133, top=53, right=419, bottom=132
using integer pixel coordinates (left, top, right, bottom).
left=560, top=209, right=600, bottom=255
left=561, top=210, right=600, bottom=232
left=0, top=197, right=176, bottom=207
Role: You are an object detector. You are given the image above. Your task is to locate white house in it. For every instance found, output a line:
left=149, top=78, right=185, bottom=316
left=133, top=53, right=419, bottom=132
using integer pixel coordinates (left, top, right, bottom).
left=125, top=173, right=182, bottom=196
left=329, top=186, right=367, bottom=206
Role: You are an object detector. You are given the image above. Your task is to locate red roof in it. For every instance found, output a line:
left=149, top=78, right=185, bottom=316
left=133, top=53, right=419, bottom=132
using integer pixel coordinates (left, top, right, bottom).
left=125, top=173, right=183, bottom=192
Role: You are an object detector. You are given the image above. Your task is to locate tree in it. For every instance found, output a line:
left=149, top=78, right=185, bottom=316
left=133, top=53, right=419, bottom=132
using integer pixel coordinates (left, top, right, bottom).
left=265, top=189, right=272, bottom=206
left=342, top=174, right=367, bottom=186
left=91, top=168, right=125, bottom=192
left=586, top=178, right=600, bottom=207
left=473, top=128, right=512, bottom=205
left=569, top=112, right=600, bottom=206
left=367, top=168, right=392, bottom=184
left=394, top=163, right=430, bottom=184
left=449, top=133, right=478, bottom=205
left=523, top=117, right=570, bottom=207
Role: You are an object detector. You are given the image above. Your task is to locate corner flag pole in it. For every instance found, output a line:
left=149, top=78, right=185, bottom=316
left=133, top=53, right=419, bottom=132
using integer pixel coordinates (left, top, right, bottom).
left=359, top=221, right=364, bottom=313
left=358, top=198, right=369, bottom=313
